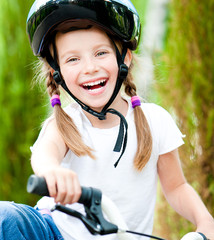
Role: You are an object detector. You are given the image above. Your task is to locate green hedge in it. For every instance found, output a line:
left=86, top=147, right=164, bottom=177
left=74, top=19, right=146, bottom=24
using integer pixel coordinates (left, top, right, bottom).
left=155, top=0, right=214, bottom=238
left=0, top=0, right=47, bottom=205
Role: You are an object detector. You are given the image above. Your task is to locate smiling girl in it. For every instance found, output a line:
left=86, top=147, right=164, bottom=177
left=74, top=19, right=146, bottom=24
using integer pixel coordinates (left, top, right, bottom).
left=0, top=0, right=213, bottom=239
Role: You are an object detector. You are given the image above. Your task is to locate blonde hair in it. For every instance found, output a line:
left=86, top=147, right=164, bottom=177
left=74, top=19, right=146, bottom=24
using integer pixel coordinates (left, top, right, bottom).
left=36, top=30, right=152, bottom=171
left=123, top=59, right=152, bottom=170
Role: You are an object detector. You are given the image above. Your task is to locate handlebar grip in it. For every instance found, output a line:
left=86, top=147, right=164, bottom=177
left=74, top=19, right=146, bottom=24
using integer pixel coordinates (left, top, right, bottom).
left=78, top=186, right=92, bottom=205
left=27, top=174, right=49, bottom=196
left=27, top=175, right=93, bottom=205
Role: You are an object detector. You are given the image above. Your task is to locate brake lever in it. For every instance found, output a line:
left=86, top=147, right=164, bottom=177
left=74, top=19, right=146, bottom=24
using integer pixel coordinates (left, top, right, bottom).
left=51, top=188, right=118, bottom=235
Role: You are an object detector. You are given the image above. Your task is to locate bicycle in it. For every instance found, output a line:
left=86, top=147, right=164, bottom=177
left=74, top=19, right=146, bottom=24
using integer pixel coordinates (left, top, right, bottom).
left=27, top=175, right=208, bottom=240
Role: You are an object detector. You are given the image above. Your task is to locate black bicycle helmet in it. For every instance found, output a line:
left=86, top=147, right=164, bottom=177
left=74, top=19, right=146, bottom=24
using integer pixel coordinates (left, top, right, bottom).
left=27, top=0, right=141, bottom=57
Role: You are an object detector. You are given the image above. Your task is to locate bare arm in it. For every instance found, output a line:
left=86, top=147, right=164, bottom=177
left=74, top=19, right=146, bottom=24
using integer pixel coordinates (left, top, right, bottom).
left=158, top=149, right=214, bottom=239
left=31, top=119, right=81, bottom=205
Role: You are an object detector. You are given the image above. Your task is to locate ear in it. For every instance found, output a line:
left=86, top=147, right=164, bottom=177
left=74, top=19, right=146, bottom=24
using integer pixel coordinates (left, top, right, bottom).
left=124, top=49, right=132, bottom=67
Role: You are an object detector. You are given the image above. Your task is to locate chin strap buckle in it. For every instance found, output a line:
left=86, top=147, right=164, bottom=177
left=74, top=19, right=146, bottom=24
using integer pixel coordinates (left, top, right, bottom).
left=53, top=71, right=65, bottom=85
left=118, top=64, right=128, bottom=80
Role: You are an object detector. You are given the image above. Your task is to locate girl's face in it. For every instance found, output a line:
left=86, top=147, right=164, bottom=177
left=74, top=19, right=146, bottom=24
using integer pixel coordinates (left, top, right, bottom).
left=55, top=27, right=129, bottom=112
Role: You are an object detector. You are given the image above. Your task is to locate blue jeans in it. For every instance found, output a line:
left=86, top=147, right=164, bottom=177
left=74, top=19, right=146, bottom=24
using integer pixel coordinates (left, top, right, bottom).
left=0, top=201, right=64, bottom=240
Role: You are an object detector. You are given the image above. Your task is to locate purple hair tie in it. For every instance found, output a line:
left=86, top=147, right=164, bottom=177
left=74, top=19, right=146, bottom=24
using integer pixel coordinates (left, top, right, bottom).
left=131, top=96, right=141, bottom=108
left=50, top=94, right=61, bottom=107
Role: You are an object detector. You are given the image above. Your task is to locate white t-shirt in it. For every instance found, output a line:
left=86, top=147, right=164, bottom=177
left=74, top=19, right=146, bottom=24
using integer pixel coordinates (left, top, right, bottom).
left=34, top=99, right=184, bottom=240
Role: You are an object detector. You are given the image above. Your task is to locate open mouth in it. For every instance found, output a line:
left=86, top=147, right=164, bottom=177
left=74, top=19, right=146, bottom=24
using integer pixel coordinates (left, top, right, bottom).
left=82, top=79, right=107, bottom=91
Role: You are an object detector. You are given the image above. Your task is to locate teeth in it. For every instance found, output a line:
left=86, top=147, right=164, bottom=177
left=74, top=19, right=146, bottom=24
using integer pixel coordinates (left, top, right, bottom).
left=83, top=79, right=106, bottom=87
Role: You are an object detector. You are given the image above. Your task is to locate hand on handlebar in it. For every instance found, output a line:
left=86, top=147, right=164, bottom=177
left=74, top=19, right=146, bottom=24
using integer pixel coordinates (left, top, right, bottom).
left=39, top=167, right=81, bottom=205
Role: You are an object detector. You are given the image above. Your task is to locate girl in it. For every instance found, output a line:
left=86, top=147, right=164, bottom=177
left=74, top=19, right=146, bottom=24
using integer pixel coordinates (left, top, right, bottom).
left=0, top=0, right=213, bottom=239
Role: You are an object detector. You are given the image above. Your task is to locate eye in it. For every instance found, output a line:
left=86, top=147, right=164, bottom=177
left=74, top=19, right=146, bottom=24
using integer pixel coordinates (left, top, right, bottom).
left=96, top=51, right=108, bottom=57
left=67, top=57, right=79, bottom=63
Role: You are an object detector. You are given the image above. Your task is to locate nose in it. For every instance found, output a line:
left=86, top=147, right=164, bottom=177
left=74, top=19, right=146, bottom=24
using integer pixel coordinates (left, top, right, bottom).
left=83, top=56, right=98, bottom=74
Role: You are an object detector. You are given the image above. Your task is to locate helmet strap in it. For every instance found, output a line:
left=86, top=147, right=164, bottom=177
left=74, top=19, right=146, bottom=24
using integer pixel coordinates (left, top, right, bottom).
left=100, top=41, right=128, bottom=114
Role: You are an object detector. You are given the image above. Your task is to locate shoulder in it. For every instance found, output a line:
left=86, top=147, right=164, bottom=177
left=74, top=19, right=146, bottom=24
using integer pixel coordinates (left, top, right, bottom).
left=141, top=102, right=171, bottom=120
left=141, top=103, right=185, bottom=154
left=63, top=102, right=85, bottom=124
left=63, top=102, right=81, bottom=115
left=62, top=102, right=91, bottom=130
left=126, top=98, right=172, bottom=124
left=141, top=102, right=163, bottom=112
left=140, top=103, right=183, bottom=137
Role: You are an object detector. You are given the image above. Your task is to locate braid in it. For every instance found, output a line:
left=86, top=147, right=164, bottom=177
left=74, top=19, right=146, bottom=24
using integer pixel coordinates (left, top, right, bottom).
left=46, top=72, right=60, bottom=97
left=123, top=64, right=152, bottom=171
left=44, top=69, right=95, bottom=159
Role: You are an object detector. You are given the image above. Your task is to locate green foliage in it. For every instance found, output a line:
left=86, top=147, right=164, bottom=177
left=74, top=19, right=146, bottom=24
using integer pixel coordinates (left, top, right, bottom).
left=154, top=0, right=214, bottom=238
left=132, top=0, right=149, bottom=53
left=132, top=0, right=148, bottom=26
left=0, top=0, right=47, bottom=204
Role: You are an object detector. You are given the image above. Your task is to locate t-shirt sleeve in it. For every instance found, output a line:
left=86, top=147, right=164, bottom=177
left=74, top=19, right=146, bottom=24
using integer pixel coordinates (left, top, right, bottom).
left=30, top=116, right=54, bottom=153
left=157, top=105, right=185, bottom=155
left=144, top=104, right=185, bottom=155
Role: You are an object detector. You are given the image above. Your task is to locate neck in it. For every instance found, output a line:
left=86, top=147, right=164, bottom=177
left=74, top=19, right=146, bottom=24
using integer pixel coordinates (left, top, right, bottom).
left=83, top=96, right=128, bottom=129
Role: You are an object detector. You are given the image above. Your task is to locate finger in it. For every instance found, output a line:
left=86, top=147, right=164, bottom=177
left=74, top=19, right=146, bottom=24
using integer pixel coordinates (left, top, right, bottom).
left=63, top=176, right=75, bottom=204
left=44, top=173, right=57, bottom=198
left=55, top=175, right=67, bottom=204
left=71, top=176, right=81, bottom=204
left=63, top=172, right=81, bottom=205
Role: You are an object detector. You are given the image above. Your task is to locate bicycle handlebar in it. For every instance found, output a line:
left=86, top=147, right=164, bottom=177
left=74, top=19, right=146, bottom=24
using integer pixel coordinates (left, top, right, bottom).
left=27, top=174, right=92, bottom=205
left=27, top=175, right=119, bottom=236
left=27, top=175, right=208, bottom=240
